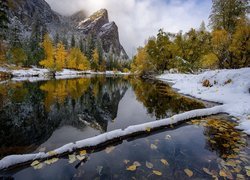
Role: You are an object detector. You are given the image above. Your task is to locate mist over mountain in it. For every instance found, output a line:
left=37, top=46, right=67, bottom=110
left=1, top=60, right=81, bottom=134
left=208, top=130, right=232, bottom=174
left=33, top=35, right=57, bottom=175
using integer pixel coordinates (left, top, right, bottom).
left=7, top=0, right=129, bottom=60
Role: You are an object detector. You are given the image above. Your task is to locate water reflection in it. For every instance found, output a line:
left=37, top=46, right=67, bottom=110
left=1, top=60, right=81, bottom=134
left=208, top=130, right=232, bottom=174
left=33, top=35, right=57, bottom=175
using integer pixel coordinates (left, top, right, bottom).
left=0, top=77, right=129, bottom=158
left=130, top=78, right=205, bottom=119
left=0, top=77, right=249, bottom=179
left=1, top=116, right=249, bottom=180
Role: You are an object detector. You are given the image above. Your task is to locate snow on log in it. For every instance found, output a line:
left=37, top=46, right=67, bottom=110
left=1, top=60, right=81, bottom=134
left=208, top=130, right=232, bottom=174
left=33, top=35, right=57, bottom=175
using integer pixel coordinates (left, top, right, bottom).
left=0, top=105, right=225, bottom=170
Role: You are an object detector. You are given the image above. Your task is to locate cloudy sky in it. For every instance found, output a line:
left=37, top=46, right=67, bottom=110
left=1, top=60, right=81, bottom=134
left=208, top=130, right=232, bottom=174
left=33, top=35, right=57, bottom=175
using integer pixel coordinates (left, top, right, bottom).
left=45, top=0, right=212, bottom=56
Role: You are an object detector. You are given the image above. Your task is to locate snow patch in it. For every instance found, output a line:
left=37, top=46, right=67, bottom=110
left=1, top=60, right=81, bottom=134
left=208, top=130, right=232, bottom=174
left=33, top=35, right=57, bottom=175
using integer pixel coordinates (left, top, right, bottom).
left=158, top=68, right=250, bottom=134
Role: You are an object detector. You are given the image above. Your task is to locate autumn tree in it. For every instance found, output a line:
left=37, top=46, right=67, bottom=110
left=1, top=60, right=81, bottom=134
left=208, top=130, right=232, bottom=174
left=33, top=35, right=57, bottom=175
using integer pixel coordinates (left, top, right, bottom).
left=209, top=0, right=248, bottom=34
left=55, top=42, right=67, bottom=71
left=67, top=47, right=90, bottom=70
left=229, top=18, right=250, bottom=68
left=211, top=29, right=231, bottom=68
left=131, top=46, right=154, bottom=76
left=40, top=34, right=55, bottom=70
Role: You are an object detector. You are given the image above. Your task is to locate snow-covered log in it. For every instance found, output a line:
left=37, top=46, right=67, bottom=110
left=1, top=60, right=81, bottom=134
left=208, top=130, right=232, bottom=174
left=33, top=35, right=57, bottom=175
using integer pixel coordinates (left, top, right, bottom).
left=0, top=105, right=224, bottom=170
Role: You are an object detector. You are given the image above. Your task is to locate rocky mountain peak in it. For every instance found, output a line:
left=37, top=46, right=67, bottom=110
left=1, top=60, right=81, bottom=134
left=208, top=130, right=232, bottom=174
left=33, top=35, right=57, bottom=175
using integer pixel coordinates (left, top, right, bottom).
left=7, top=1, right=129, bottom=60
left=77, top=8, right=109, bottom=34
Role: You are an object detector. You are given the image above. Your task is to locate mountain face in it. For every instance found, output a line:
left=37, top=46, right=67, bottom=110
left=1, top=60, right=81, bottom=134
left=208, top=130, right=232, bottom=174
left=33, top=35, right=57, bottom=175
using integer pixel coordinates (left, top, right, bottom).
left=7, top=0, right=129, bottom=60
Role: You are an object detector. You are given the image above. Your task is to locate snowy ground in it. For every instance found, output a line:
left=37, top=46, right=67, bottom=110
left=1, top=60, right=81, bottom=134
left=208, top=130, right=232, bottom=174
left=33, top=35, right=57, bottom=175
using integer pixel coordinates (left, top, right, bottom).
left=0, top=67, right=130, bottom=82
left=158, top=68, right=250, bottom=135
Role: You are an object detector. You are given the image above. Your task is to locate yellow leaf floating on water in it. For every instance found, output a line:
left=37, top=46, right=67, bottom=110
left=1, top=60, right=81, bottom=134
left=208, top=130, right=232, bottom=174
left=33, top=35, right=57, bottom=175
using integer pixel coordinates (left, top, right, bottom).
left=31, top=160, right=40, bottom=167
left=236, top=174, right=245, bottom=179
left=160, top=159, right=169, bottom=166
left=245, top=166, right=250, bottom=176
left=150, top=144, right=157, bottom=150
left=146, top=161, right=153, bottom=169
left=105, top=146, right=115, bottom=154
left=80, top=150, right=87, bottom=156
left=146, top=127, right=151, bottom=132
left=68, top=154, right=76, bottom=164
left=33, top=163, right=43, bottom=170
left=153, top=170, right=162, bottom=176
left=133, top=161, right=141, bottom=167
left=48, top=151, right=57, bottom=156
left=45, top=158, right=58, bottom=165
left=126, top=165, right=137, bottom=171
left=203, top=168, right=211, bottom=175
left=219, top=170, right=227, bottom=177
left=184, top=169, right=193, bottom=177
left=76, top=155, right=85, bottom=161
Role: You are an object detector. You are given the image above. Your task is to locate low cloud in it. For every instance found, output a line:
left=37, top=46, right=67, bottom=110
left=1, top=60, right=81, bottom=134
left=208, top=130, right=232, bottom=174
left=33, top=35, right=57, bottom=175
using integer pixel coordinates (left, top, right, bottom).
left=46, top=0, right=212, bottom=56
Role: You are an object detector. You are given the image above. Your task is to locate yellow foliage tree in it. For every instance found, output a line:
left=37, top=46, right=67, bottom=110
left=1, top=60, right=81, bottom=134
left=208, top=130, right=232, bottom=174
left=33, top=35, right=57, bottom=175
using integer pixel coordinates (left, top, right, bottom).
left=67, top=47, right=90, bottom=70
left=40, top=34, right=55, bottom=70
left=201, top=53, right=219, bottom=69
left=211, top=29, right=230, bottom=68
left=229, top=18, right=250, bottom=68
left=131, top=46, right=154, bottom=76
left=55, top=42, right=67, bottom=71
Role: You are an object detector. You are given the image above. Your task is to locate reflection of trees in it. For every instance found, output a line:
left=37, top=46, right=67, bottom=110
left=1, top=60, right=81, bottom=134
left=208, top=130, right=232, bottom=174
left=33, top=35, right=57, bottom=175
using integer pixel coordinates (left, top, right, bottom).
left=40, top=78, right=91, bottom=110
left=130, top=78, right=205, bottom=119
left=0, top=77, right=129, bottom=158
left=191, top=118, right=247, bottom=159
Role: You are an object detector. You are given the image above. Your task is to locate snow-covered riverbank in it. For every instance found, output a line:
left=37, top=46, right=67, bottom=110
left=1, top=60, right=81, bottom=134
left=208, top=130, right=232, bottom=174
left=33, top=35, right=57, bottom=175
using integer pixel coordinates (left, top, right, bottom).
left=0, top=67, right=130, bottom=82
left=158, top=68, right=250, bottom=134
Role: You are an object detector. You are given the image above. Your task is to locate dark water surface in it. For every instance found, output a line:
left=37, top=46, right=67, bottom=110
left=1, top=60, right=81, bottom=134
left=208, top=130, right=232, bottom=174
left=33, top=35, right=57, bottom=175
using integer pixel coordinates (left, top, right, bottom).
left=0, top=76, right=249, bottom=179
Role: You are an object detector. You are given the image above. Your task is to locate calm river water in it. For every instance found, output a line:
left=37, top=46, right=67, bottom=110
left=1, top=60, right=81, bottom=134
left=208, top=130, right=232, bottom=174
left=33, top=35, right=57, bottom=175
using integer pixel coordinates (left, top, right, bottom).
left=0, top=76, right=249, bottom=179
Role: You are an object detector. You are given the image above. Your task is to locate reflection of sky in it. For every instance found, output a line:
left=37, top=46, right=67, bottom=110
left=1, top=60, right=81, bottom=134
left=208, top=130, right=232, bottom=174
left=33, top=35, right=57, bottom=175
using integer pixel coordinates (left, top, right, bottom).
left=45, top=0, right=212, bottom=56
left=107, top=87, right=156, bottom=131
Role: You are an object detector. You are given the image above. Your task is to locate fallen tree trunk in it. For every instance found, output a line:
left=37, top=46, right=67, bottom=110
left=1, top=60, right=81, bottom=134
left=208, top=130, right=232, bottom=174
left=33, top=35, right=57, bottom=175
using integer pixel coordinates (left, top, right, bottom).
left=0, top=105, right=225, bottom=171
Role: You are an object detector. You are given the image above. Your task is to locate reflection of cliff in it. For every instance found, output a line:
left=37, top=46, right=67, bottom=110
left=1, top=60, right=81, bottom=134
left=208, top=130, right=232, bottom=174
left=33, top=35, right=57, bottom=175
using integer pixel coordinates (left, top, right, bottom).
left=130, top=78, right=205, bottom=119
left=0, top=77, right=128, bottom=158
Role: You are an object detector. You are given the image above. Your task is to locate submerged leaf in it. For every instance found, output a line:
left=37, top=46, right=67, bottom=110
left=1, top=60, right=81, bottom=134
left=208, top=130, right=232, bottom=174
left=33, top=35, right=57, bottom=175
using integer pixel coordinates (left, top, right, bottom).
left=245, top=166, right=250, bottom=176
left=123, top=160, right=130, bottom=164
left=153, top=170, right=162, bottom=176
left=203, top=168, right=212, bottom=175
left=150, top=144, right=157, bottom=150
left=133, top=161, right=141, bottom=167
left=165, top=135, right=171, bottom=140
left=76, top=155, right=85, bottom=161
left=146, top=161, right=153, bottom=169
left=184, top=169, right=193, bottom=177
left=68, top=154, right=76, bottom=164
left=146, top=127, right=151, bottom=132
left=127, top=165, right=137, bottom=171
left=105, top=146, right=115, bottom=154
left=160, top=159, right=169, bottom=166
